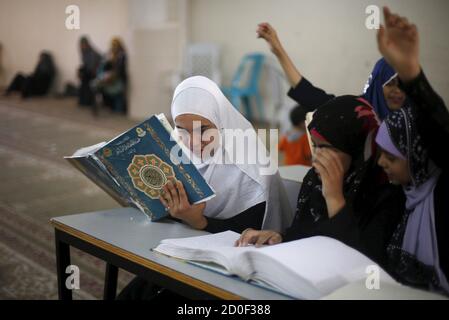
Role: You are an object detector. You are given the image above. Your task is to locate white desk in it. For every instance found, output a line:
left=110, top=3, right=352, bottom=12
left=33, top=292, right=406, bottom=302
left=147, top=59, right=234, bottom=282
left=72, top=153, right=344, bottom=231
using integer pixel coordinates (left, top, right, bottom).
left=51, top=208, right=290, bottom=300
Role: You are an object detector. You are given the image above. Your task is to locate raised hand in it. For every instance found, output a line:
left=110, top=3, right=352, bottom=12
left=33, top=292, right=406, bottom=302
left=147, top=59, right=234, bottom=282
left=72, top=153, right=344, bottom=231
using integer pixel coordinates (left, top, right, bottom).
left=256, top=22, right=302, bottom=87
left=256, top=22, right=284, bottom=57
left=377, top=6, right=421, bottom=82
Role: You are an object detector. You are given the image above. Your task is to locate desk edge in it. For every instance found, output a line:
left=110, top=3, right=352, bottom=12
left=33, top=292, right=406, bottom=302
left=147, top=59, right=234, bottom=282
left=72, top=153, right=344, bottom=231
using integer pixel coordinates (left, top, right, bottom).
left=50, top=219, right=243, bottom=300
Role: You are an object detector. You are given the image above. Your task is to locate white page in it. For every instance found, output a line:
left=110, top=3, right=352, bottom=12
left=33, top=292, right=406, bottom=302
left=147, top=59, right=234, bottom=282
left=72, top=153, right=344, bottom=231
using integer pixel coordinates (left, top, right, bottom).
left=159, top=230, right=240, bottom=248
left=154, top=231, right=259, bottom=278
left=253, top=236, right=394, bottom=296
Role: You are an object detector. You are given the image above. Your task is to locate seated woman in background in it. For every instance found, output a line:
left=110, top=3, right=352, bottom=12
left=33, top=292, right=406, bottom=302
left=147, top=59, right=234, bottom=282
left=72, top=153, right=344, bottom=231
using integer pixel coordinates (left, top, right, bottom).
left=94, top=37, right=127, bottom=114
left=375, top=7, right=449, bottom=294
left=256, top=22, right=406, bottom=120
left=237, top=94, right=404, bottom=270
left=118, top=76, right=293, bottom=300
left=4, top=51, right=56, bottom=98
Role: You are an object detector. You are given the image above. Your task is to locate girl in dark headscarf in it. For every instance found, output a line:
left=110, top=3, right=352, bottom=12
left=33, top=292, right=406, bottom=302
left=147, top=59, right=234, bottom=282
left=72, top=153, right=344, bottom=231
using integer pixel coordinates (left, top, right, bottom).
left=373, top=6, right=449, bottom=295
left=256, top=23, right=405, bottom=120
left=237, top=95, right=404, bottom=268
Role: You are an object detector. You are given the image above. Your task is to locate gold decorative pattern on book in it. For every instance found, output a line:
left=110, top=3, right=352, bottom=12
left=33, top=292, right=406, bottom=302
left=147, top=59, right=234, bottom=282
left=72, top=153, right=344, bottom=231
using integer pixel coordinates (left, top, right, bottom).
left=127, top=154, right=177, bottom=200
left=100, top=158, right=155, bottom=219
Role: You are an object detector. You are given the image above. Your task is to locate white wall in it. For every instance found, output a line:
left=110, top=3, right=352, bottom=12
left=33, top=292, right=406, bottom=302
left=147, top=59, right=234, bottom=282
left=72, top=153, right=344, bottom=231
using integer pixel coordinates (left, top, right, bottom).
left=127, top=0, right=187, bottom=120
left=0, top=0, right=187, bottom=120
left=0, top=0, right=129, bottom=92
left=1, top=0, right=448, bottom=120
left=190, top=0, right=449, bottom=104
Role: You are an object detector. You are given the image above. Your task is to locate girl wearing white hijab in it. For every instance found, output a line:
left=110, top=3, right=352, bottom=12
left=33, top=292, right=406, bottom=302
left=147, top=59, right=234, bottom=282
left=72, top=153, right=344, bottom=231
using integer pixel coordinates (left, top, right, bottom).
left=160, top=76, right=293, bottom=233
left=117, top=76, right=293, bottom=300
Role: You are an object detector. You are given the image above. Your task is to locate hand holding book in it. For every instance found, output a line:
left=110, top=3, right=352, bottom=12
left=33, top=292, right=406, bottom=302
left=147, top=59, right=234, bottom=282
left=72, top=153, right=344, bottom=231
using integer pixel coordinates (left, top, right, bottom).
left=65, top=114, right=216, bottom=221
left=160, top=180, right=208, bottom=229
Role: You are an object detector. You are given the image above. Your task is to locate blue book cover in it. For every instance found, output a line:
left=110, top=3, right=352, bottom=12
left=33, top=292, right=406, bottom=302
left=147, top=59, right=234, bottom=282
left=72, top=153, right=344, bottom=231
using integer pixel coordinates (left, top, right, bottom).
left=65, top=115, right=215, bottom=221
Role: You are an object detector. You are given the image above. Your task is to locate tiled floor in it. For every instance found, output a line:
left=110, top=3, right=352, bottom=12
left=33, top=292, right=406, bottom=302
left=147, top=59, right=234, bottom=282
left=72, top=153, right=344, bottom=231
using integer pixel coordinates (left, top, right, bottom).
left=0, top=96, right=140, bottom=299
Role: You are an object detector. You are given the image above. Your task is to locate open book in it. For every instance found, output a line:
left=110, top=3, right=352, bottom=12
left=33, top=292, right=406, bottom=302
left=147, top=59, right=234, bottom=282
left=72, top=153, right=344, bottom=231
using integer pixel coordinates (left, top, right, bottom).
left=153, top=231, right=398, bottom=299
left=65, top=114, right=215, bottom=221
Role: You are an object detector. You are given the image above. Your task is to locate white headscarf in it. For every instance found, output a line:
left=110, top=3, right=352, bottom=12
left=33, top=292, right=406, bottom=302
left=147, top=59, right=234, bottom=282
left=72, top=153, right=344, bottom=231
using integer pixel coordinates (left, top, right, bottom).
left=171, top=76, right=293, bottom=231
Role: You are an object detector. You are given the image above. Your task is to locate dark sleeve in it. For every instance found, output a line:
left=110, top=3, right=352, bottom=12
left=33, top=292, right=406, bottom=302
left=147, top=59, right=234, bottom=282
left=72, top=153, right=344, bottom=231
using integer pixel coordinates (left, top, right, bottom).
left=287, top=77, right=336, bottom=112
left=399, top=70, right=449, bottom=170
left=435, top=171, right=449, bottom=281
left=283, top=187, right=404, bottom=267
left=283, top=203, right=359, bottom=247
left=203, top=202, right=266, bottom=234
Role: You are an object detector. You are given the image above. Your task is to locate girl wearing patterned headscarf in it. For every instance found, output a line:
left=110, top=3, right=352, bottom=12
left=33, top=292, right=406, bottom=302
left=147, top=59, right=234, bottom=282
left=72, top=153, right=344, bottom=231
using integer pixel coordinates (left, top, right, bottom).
left=375, top=79, right=449, bottom=295
left=374, top=6, right=449, bottom=295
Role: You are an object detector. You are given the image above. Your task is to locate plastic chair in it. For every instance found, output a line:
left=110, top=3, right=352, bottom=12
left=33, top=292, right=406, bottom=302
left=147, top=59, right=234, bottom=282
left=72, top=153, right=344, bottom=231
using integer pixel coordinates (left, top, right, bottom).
left=222, top=53, right=265, bottom=121
left=171, top=43, right=221, bottom=88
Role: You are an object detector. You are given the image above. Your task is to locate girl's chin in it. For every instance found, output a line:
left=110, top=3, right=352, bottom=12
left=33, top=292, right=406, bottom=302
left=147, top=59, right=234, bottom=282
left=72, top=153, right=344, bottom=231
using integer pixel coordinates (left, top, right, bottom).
left=387, top=100, right=405, bottom=110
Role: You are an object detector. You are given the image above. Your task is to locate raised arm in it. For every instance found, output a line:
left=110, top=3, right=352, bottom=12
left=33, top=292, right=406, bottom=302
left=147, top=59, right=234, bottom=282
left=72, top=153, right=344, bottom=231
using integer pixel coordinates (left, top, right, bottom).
left=257, top=22, right=302, bottom=87
left=377, top=6, right=449, bottom=169
left=257, top=22, right=335, bottom=111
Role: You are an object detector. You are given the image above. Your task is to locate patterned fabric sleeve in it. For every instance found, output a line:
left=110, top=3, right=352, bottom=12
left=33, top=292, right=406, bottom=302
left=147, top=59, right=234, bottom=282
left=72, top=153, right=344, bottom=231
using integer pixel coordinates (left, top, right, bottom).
left=399, top=70, right=449, bottom=171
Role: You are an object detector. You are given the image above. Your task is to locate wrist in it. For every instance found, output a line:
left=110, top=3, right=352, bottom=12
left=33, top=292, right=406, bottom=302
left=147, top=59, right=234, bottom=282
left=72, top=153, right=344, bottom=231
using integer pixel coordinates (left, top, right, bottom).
left=326, top=194, right=346, bottom=218
left=188, top=214, right=208, bottom=230
left=273, top=44, right=286, bottom=58
left=398, top=62, right=421, bottom=83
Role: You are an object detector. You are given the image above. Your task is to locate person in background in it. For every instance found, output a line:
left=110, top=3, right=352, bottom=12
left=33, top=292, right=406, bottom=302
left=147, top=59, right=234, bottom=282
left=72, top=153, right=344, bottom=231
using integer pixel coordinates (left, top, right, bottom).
left=78, top=36, right=101, bottom=107
left=279, top=105, right=312, bottom=166
left=4, top=51, right=56, bottom=98
left=256, top=23, right=406, bottom=120
left=94, top=37, right=127, bottom=114
left=375, top=7, right=449, bottom=295
left=0, top=43, right=4, bottom=86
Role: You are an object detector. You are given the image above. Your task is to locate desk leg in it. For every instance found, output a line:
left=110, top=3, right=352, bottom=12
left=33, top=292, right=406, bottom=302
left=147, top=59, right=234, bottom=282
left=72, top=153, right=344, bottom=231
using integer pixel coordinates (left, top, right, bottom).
left=103, top=263, right=118, bottom=300
left=55, top=230, right=72, bottom=300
